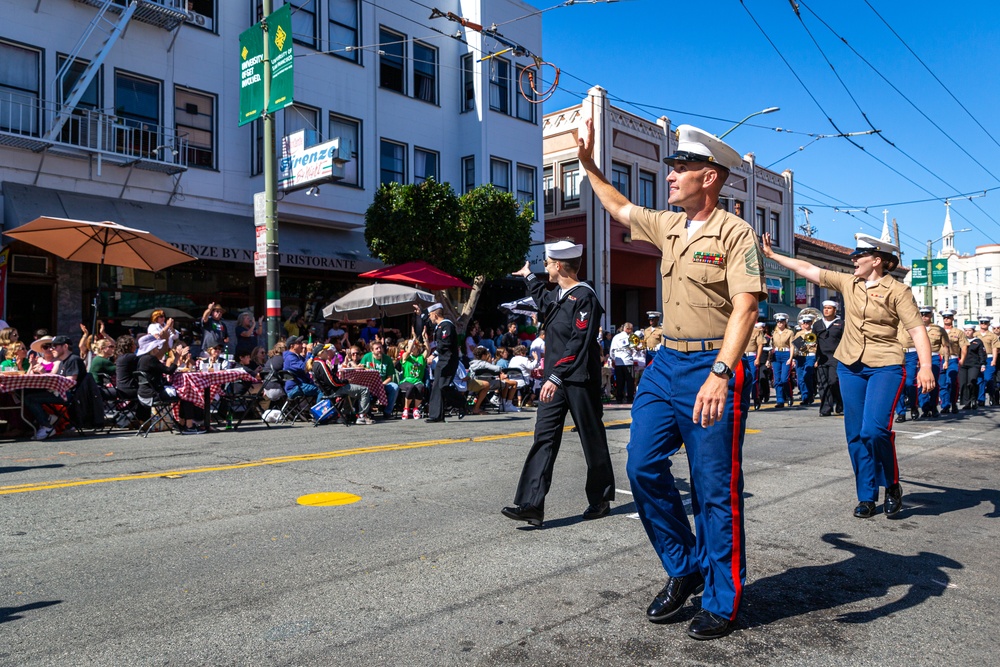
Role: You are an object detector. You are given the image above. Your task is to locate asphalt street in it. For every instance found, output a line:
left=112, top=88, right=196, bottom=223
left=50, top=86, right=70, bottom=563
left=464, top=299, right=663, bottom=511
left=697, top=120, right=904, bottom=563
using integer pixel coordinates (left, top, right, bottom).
left=2, top=401, right=999, bottom=666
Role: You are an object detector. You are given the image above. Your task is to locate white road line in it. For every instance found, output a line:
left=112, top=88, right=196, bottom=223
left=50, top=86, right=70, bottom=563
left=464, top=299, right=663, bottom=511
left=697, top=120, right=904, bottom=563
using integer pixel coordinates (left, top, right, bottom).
left=894, top=430, right=922, bottom=435
left=616, top=488, right=633, bottom=496
left=911, top=430, right=941, bottom=440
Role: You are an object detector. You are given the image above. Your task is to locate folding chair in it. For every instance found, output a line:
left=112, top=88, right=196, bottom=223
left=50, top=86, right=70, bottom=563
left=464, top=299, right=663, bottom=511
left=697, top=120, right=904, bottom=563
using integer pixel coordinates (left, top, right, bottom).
left=135, top=371, right=183, bottom=437
left=276, top=370, right=314, bottom=424
left=96, top=372, right=139, bottom=432
left=312, top=360, right=356, bottom=426
left=221, top=375, right=270, bottom=429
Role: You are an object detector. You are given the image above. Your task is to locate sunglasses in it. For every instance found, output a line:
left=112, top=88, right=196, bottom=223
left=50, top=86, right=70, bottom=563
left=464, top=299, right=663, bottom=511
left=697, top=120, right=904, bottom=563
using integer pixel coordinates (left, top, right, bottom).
left=40, top=344, right=52, bottom=350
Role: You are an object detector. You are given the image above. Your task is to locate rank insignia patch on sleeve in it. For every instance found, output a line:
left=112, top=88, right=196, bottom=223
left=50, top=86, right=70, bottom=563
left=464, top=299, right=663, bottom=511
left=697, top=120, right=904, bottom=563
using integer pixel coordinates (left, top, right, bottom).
left=575, top=311, right=589, bottom=330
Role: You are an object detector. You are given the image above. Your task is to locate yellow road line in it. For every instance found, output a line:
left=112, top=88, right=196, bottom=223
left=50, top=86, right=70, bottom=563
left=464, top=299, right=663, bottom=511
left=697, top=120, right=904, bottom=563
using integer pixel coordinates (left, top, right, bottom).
left=0, top=418, right=636, bottom=496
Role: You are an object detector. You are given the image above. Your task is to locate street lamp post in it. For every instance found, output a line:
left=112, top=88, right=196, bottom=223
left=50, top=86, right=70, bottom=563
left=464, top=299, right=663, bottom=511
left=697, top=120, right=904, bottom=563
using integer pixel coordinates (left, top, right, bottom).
left=718, top=107, right=780, bottom=140
left=925, top=228, right=971, bottom=306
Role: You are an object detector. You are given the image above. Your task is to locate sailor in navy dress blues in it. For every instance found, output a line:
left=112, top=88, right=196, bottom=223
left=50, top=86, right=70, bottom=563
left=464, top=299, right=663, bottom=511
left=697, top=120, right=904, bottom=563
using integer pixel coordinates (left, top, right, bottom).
left=579, top=119, right=765, bottom=641
left=502, top=240, right=615, bottom=528
left=416, top=303, right=459, bottom=422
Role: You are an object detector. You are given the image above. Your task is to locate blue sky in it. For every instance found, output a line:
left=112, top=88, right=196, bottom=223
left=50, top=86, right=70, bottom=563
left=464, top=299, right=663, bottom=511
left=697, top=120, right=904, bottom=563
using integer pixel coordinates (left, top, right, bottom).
left=519, top=0, right=1000, bottom=259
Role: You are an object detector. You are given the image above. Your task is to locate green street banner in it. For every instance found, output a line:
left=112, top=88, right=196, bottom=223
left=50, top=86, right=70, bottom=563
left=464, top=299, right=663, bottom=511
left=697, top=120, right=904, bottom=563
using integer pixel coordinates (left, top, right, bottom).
left=238, top=21, right=265, bottom=126
left=267, top=3, right=294, bottom=113
left=931, top=258, right=949, bottom=286
left=911, top=260, right=929, bottom=286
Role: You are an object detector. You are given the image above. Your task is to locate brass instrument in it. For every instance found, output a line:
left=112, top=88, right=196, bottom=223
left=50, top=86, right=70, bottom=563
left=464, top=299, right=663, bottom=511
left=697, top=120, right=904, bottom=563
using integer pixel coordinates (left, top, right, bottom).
left=797, top=307, right=822, bottom=322
left=629, top=333, right=643, bottom=348
left=803, top=332, right=817, bottom=344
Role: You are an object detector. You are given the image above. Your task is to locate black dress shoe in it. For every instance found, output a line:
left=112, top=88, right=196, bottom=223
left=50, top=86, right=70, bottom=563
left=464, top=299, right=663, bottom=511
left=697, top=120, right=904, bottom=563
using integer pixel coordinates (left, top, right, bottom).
left=884, top=483, right=903, bottom=517
left=501, top=504, right=543, bottom=526
left=853, top=501, right=877, bottom=518
left=819, top=411, right=832, bottom=417
left=687, top=609, right=733, bottom=640
left=583, top=501, right=611, bottom=520
left=646, top=572, right=704, bottom=623
left=424, top=417, right=445, bottom=423
left=911, top=409, right=920, bottom=420
left=896, top=413, right=907, bottom=423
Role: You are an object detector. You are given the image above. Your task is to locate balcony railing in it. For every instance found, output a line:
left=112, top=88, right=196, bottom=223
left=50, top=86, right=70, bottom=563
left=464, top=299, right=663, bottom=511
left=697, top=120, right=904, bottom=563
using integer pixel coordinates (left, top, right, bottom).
left=74, top=0, right=190, bottom=31
left=0, top=94, right=188, bottom=174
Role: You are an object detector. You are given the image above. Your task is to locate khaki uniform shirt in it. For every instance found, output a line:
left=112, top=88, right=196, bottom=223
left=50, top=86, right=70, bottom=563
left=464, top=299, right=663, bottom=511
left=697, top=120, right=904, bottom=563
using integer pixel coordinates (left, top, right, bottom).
left=745, top=328, right=766, bottom=354
left=643, top=325, right=663, bottom=351
left=925, top=324, right=948, bottom=357
left=974, top=330, right=999, bottom=356
left=771, top=327, right=795, bottom=351
left=897, top=325, right=915, bottom=350
left=629, top=205, right=766, bottom=341
left=792, top=329, right=817, bottom=355
left=819, top=270, right=922, bottom=367
left=944, top=326, right=968, bottom=358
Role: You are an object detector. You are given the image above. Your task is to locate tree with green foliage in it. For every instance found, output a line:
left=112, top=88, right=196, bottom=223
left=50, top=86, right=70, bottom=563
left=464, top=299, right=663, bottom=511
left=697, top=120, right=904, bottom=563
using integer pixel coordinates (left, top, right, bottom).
left=364, top=179, right=534, bottom=330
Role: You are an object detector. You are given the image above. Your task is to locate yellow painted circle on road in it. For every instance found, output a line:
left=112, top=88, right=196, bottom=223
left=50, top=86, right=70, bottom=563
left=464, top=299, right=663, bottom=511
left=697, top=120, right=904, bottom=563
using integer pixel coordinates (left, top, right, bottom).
left=297, top=492, right=362, bottom=507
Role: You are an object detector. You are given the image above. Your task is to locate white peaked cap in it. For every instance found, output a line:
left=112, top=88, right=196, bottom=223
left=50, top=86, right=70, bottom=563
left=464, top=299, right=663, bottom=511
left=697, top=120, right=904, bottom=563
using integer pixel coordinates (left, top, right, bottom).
left=664, top=125, right=743, bottom=171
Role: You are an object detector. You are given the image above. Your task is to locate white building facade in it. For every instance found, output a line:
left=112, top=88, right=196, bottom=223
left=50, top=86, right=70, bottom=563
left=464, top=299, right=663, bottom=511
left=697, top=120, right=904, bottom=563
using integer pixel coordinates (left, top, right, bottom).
left=1, top=0, right=543, bottom=334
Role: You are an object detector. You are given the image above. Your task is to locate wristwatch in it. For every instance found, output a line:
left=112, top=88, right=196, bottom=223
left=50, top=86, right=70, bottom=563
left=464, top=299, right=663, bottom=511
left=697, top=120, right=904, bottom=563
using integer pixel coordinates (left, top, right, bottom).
left=711, top=361, right=735, bottom=379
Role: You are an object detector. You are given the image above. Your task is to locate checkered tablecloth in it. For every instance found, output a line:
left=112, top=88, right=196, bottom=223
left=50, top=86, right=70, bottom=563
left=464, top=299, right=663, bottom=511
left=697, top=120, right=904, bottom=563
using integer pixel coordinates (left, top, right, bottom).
left=338, top=368, right=388, bottom=406
left=0, top=373, right=77, bottom=399
left=171, top=370, right=257, bottom=409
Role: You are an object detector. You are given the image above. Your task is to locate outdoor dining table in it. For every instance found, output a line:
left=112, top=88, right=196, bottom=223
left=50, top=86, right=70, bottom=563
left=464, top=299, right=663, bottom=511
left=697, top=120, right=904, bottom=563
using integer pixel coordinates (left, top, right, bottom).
left=338, top=367, right=388, bottom=406
left=170, top=369, right=258, bottom=428
left=0, top=373, right=77, bottom=437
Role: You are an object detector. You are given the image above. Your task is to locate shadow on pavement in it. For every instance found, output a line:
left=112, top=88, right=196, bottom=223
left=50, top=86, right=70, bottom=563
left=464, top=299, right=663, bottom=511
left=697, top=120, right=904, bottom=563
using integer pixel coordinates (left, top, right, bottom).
left=0, top=600, right=62, bottom=624
left=898, top=480, right=1000, bottom=518
left=0, top=464, right=65, bottom=475
left=514, top=500, right=638, bottom=531
left=741, top=532, right=962, bottom=628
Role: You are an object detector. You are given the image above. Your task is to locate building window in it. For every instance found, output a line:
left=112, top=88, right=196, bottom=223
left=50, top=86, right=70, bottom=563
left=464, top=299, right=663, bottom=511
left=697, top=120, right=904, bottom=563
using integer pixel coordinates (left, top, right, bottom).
left=288, top=0, right=318, bottom=49
left=284, top=103, right=319, bottom=139
left=250, top=118, right=264, bottom=176
left=329, top=113, right=360, bottom=186
left=611, top=162, right=631, bottom=199
left=952, top=272, right=958, bottom=285
left=755, top=207, right=766, bottom=236
left=638, top=170, right=656, bottom=208
left=414, top=147, right=438, bottom=184
left=490, top=157, right=511, bottom=192
left=413, top=41, right=437, bottom=104
left=461, top=54, right=475, bottom=113
left=964, top=272, right=969, bottom=286
left=987, top=292, right=994, bottom=308
left=987, top=267, right=994, bottom=282
left=56, top=54, right=101, bottom=145
left=952, top=296, right=958, bottom=311
left=379, top=27, right=405, bottom=94
left=769, top=210, right=780, bottom=245
left=0, top=40, right=41, bottom=135
left=186, top=0, right=216, bottom=31
left=328, top=0, right=359, bottom=62
left=175, top=87, right=215, bottom=169
left=543, top=166, right=554, bottom=214
left=733, top=200, right=745, bottom=220
left=462, top=155, right=475, bottom=194
left=489, top=57, right=510, bottom=114
left=516, top=164, right=536, bottom=215
left=561, top=161, right=581, bottom=209
left=515, top=65, right=535, bottom=122
left=114, top=71, right=161, bottom=157
left=767, top=277, right=784, bottom=304
left=380, top=139, right=405, bottom=184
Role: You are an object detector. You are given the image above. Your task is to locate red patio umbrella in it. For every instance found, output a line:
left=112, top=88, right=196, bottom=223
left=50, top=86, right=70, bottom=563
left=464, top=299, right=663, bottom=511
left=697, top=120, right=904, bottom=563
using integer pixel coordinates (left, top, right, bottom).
left=359, top=260, right=472, bottom=291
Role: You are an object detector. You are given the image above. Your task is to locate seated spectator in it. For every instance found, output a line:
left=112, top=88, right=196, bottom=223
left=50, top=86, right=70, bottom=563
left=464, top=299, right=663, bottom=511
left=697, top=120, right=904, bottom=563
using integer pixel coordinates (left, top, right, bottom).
left=248, top=346, right=267, bottom=374
left=282, top=336, right=319, bottom=401
left=508, top=344, right=538, bottom=407
left=147, top=310, right=178, bottom=348
left=167, top=340, right=197, bottom=372
left=199, top=342, right=234, bottom=371
left=312, top=345, right=374, bottom=424
left=0, top=326, right=19, bottom=362
left=78, top=320, right=114, bottom=362
left=0, top=341, right=29, bottom=372
left=29, top=336, right=59, bottom=374
left=342, top=345, right=365, bottom=369
left=230, top=350, right=262, bottom=396
left=136, top=335, right=198, bottom=434
left=496, top=346, right=511, bottom=371
left=261, top=341, right=287, bottom=403
left=398, top=339, right=427, bottom=420
left=469, top=346, right=520, bottom=413
left=115, top=335, right=140, bottom=402
left=88, top=337, right=117, bottom=382
left=361, top=340, right=399, bottom=418
left=24, top=335, right=86, bottom=440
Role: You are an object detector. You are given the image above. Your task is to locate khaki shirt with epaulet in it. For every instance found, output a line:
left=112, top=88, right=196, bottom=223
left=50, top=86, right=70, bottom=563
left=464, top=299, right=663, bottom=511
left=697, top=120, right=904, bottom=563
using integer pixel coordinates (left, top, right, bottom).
left=792, top=329, right=817, bottom=355
left=745, top=328, right=766, bottom=354
left=819, top=270, right=922, bottom=367
left=974, top=330, right=999, bottom=355
left=925, top=324, right=948, bottom=357
left=629, top=205, right=766, bottom=341
left=897, top=324, right=915, bottom=350
left=944, top=326, right=968, bottom=357
left=771, top=327, right=795, bottom=351
left=643, top=325, right=663, bottom=351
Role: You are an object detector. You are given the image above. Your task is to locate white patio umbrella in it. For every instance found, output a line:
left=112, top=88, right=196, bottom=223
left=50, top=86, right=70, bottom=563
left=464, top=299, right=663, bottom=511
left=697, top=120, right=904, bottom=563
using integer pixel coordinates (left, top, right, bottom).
left=131, top=307, right=195, bottom=320
left=322, top=283, right=436, bottom=320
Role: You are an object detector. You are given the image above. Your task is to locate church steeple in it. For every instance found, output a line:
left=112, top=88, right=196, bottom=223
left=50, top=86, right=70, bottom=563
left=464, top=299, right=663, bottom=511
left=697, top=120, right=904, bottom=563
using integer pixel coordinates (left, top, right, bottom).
left=941, top=200, right=956, bottom=257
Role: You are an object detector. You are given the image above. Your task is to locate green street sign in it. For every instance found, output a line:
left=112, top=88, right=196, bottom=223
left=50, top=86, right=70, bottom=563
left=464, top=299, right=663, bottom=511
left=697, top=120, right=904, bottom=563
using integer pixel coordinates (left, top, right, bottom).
left=911, top=259, right=929, bottom=286
left=237, top=3, right=294, bottom=126
left=267, top=3, right=294, bottom=113
left=931, top=258, right=949, bottom=286
left=238, top=21, right=264, bottom=126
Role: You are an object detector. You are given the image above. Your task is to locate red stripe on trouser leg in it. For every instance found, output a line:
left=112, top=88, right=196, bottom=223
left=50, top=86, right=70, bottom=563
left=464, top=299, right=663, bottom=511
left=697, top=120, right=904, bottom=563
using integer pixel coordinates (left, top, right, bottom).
left=886, top=367, right=906, bottom=485
left=728, top=361, right=746, bottom=620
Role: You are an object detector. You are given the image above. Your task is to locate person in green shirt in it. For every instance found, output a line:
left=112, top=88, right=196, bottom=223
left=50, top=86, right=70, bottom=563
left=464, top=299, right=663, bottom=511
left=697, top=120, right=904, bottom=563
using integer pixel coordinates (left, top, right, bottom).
left=0, top=341, right=29, bottom=372
left=360, top=340, right=399, bottom=418
left=398, top=339, right=427, bottom=420
left=88, top=338, right=117, bottom=381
